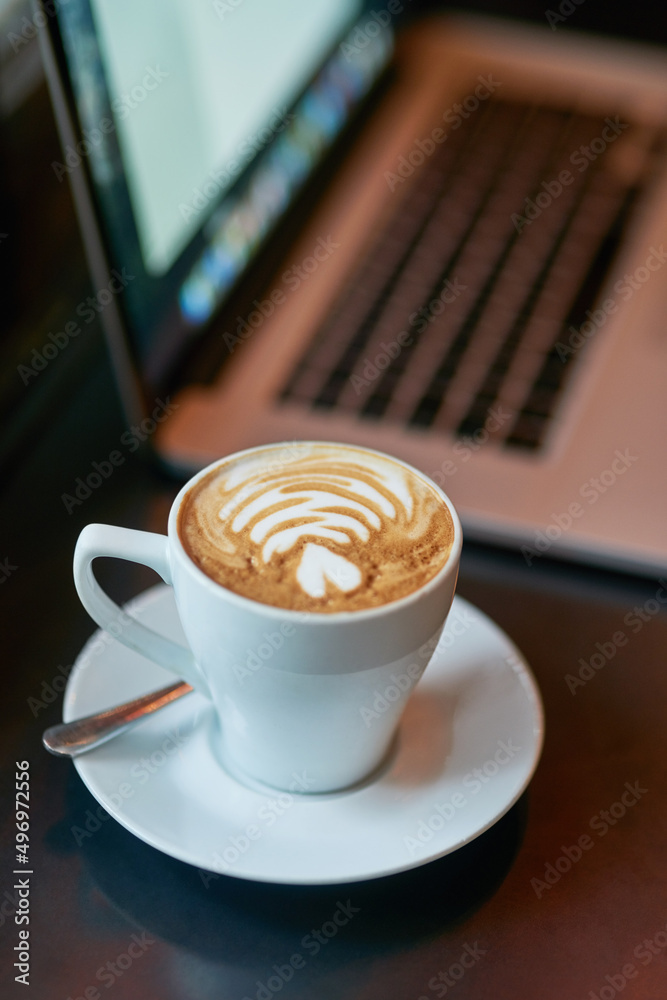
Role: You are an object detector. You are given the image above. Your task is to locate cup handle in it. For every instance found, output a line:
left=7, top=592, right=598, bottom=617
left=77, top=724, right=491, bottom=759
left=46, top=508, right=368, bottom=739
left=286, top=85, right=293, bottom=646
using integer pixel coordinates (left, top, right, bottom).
left=73, top=523, right=209, bottom=697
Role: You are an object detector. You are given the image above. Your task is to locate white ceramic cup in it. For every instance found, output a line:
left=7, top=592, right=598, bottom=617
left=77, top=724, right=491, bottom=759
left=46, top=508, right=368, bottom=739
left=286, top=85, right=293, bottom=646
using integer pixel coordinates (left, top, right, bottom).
left=73, top=442, right=462, bottom=793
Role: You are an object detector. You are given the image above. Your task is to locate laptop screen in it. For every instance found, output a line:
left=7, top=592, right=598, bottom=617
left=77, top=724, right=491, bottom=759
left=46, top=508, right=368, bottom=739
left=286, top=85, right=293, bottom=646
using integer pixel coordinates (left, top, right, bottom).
left=52, top=0, right=392, bottom=386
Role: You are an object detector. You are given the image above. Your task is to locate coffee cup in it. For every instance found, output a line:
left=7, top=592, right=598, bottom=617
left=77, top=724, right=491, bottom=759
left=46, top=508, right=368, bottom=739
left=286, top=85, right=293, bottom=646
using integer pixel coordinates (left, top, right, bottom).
left=73, top=441, right=462, bottom=793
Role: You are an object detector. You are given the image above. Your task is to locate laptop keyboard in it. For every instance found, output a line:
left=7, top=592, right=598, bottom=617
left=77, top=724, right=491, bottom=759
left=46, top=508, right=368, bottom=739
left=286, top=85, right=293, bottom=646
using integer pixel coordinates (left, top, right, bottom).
left=279, top=97, right=655, bottom=451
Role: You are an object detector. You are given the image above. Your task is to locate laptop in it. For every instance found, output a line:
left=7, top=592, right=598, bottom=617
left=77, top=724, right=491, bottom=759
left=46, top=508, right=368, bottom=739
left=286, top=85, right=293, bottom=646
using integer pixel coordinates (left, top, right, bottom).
left=39, top=1, right=667, bottom=576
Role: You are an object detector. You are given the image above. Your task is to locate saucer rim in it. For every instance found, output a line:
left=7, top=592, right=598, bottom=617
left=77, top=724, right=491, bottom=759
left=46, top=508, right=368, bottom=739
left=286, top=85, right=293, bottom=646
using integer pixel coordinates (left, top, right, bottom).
left=64, top=586, right=544, bottom=885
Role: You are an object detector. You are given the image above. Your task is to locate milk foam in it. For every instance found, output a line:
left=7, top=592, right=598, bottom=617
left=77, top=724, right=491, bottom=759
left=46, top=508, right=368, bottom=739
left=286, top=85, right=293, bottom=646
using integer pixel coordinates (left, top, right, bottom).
left=178, top=444, right=454, bottom=612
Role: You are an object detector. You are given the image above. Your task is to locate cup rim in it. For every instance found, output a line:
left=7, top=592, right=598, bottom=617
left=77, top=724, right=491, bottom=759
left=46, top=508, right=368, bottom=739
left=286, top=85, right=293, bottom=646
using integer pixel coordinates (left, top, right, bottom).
left=168, top=440, right=462, bottom=622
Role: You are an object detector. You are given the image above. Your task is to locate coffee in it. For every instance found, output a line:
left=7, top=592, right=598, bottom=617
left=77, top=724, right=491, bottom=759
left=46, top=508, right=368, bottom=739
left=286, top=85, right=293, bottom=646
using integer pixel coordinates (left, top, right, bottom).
left=178, top=443, right=454, bottom=613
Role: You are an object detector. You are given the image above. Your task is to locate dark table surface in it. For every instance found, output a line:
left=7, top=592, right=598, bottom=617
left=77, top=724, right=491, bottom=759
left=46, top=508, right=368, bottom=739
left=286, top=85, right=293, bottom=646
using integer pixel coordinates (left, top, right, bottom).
left=2, top=357, right=666, bottom=1000
left=2, top=4, right=667, bottom=998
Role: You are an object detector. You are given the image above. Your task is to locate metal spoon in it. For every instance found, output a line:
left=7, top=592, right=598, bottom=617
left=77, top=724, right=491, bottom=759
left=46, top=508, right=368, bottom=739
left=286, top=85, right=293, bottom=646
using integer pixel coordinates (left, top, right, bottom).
left=42, top=680, right=194, bottom=757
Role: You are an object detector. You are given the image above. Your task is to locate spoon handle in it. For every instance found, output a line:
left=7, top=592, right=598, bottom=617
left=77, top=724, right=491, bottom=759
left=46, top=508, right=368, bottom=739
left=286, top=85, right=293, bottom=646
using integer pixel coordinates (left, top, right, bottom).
left=42, top=680, right=194, bottom=757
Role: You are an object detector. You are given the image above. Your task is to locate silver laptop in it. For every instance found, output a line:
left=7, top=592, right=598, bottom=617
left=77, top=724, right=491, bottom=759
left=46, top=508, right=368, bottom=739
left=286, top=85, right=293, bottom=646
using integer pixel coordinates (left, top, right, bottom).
left=40, top=1, right=667, bottom=576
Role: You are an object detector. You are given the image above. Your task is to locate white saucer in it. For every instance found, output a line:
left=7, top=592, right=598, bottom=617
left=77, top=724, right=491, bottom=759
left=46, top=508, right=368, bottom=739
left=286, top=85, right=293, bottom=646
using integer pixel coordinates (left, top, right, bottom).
left=64, top=585, right=544, bottom=885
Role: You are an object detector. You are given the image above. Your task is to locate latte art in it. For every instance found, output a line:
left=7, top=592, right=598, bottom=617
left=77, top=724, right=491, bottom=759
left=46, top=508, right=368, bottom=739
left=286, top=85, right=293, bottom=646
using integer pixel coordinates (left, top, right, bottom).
left=178, top=444, right=454, bottom=612
left=218, top=468, right=405, bottom=597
